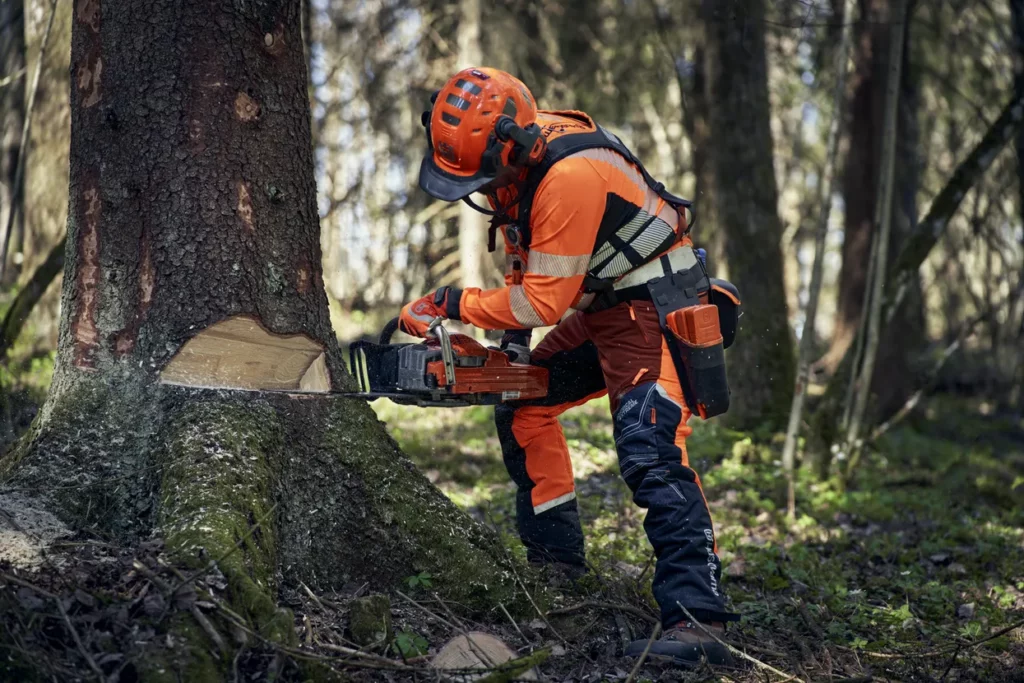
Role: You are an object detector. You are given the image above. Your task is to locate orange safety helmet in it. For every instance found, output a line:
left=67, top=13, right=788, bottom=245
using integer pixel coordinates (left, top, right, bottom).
left=419, top=67, right=547, bottom=202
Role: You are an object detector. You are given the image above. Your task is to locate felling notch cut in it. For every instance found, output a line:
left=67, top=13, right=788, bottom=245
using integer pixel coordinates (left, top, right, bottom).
left=159, top=315, right=548, bottom=406
left=159, top=315, right=331, bottom=392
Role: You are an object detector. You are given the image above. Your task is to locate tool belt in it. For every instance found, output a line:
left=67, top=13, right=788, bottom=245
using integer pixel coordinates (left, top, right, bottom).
left=585, top=247, right=741, bottom=419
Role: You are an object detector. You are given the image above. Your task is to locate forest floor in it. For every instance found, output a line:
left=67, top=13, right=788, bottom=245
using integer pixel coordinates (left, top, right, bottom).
left=367, top=393, right=1024, bottom=682
left=1, top=345, right=1023, bottom=681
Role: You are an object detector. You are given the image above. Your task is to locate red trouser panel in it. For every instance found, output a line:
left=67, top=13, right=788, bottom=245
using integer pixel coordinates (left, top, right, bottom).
left=520, top=301, right=694, bottom=514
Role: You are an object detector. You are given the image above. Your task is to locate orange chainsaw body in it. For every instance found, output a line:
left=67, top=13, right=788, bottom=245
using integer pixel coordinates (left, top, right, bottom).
left=424, top=334, right=547, bottom=400
left=349, top=321, right=549, bottom=406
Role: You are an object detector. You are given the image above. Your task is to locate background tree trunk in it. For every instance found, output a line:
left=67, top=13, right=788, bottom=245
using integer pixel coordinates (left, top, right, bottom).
left=16, top=0, right=70, bottom=354
left=1012, top=0, right=1024, bottom=410
left=700, top=0, right=795, bottom=429
left=782, top=0, right=859, bottom=518
left=817, top=0, right=924, bottom=418
left=841, top=0, right=907, bottom=471
left=0, top=0, right=25, bottom=287
left=1, top=1, right=516, bottom=674
left=457, top=0, right=487, bottom=293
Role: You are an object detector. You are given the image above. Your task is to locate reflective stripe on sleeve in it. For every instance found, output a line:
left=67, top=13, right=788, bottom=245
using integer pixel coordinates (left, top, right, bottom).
left=527, top=250, right=590, bottom=278
left=509, top=285, right=547, bottom=327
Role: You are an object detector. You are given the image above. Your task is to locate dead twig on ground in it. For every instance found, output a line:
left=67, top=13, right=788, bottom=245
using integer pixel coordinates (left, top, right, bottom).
left=426, top=590, right=500, bottom=668
left=794, top=599, right=825, bottom=639
left=849, top=616, right=1024, bottom=661
left=498, top=602, right=528, bottom=643
left=613, top=611, right=633, bottom=651
left=300, top=580, right=328, bottom=612
left=624, top=622, right=661, bottom=683
left=547, top=600, right=659, bottom=624
left=132, top=559, right=172, bottom=593
left=54, top=590, right=105, bottom=681
left=396, top=589, right=457, bottom=630
left=677, top=603, right=805, bottom=683
left=190, top=603, right=226, bottom=655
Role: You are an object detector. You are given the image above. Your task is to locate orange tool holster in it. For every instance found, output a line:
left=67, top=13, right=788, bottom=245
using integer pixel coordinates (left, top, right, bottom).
left=646, top=256, right=739, bottom=419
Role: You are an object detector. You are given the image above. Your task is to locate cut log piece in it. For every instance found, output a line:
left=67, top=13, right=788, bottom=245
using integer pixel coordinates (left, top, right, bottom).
left=159, top=315, right=331, bottom=392
left=431, top=632, right=539, bottom=680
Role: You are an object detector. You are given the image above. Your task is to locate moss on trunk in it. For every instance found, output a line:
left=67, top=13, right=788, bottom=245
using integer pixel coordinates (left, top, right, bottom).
left=1, top=378, right=524, bottom=678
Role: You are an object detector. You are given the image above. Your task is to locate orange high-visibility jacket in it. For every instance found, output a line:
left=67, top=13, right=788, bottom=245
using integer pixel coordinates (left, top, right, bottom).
left=456, top=111, right=692, bottom=331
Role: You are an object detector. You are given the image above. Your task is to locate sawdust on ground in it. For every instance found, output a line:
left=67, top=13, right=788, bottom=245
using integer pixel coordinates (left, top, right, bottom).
left=0, top=492, right=70, bottom=569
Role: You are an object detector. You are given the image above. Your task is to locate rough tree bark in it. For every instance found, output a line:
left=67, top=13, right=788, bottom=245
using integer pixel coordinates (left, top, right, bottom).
left=0, top=0, right=517, bottom=676
left=0, top=0, right=25, bottom=286
left=700, top=0, right=795, bottom=429
left=1012, top=0, right=1024, bottom=410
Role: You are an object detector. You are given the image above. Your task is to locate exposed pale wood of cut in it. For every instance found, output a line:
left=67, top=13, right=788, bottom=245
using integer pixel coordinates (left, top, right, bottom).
left=160, top=315, right=331, bottom=392
left=430, top=632, right=538, bottom=680
left=299, top=352, right=330, bottom=391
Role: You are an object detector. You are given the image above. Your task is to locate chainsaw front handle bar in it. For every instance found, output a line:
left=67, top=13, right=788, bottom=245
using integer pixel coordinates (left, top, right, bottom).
left=380, top=316, right=457, bottom=387
left=428, top=317, right=458, bottom=387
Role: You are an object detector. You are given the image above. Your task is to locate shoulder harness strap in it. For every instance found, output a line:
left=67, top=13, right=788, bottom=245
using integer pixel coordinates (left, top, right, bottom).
left=515, top=113, right=694, bottom=253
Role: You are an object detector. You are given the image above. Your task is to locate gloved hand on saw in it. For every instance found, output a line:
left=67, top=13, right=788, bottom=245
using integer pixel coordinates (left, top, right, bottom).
left=498, top=330, right=532, bottom=365
left=398, top=286, right=462, bottom=337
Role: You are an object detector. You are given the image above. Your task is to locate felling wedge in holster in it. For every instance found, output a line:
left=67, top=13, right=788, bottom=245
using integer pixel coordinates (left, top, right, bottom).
left=583, top=245, right=740, bottom=420
left=645, top=250, right=740, bottom=419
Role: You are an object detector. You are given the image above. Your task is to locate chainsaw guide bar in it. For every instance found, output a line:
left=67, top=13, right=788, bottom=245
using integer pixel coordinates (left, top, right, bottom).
left=221, top=317, right=548, bottom=407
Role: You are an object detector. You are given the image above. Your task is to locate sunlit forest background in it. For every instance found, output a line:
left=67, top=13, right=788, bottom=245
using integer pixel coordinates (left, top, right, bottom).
left=2, top=0, right=1023, bottom=680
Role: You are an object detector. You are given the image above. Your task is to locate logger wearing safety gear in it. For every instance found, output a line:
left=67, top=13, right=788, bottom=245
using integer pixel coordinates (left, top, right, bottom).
left=403, top=67, right=739, bottom=660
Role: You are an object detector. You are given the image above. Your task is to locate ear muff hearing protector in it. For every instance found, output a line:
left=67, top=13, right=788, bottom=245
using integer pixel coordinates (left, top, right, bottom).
left=421, top=98, right=547, bottom=173
left=421, top=90, right=440, bottom=148
left=493, top=115, right=547, bottom=167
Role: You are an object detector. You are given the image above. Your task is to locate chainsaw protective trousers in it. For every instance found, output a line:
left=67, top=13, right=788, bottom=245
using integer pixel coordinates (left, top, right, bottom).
left=495, top=300, right=735, bottom=626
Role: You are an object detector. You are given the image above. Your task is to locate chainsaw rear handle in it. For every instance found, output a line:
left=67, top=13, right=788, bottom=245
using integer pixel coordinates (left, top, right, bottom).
left=380, top=317, right=400, bottom=344
left=379, top=316, right=457, bottom=386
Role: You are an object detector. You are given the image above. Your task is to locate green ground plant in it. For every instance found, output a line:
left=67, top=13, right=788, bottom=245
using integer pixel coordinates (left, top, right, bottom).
left=376, top=393, right=1024, bottom=680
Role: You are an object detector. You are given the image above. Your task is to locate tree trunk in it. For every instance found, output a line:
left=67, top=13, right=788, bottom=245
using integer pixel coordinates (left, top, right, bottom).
left=822, top=0, right=883, bottom=378
left=683, top=38, right=722, bottom=277
left=700, top=0, right=795, bottom=429
left=782, top=0, right=859, bottom=518
left=841, top=0, right=907, bottom=471
left=0, top=0, right=25, bottom=286
left=1, top=1, right=517, bottom=675
left=873, top=10, right=925, bottom=419
left=16, top=0, right=71, bottom=355
left=817, top=0, right=924, bottom=416
left=457, top=0, right=487, bottom=293
left=1011, top=0, right=1024, bottom=410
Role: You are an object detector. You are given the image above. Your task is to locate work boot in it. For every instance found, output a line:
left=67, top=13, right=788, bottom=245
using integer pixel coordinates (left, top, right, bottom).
left=625, top=621, right=735, bottom=667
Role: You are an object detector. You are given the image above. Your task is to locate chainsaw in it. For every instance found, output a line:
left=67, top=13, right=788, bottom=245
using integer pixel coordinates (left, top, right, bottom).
left=346, top=317, right=548, bottom=407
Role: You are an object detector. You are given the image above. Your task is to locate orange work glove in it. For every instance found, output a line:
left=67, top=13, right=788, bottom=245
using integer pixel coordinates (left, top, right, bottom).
left=398, top=286, right=462, bottom=337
